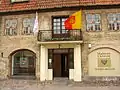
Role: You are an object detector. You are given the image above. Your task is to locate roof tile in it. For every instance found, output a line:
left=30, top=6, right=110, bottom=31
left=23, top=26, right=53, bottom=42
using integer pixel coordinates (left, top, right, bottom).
left=0, top=0, right=120, bottom=12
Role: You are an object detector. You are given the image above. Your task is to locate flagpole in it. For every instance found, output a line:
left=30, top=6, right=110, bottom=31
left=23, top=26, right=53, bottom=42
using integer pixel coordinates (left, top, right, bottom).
left=33, top=11, right=38, bottom=36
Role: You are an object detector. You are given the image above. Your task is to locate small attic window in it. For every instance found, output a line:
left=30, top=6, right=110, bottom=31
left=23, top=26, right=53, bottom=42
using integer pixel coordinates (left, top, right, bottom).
left=11, top=0, right=29, bottom=3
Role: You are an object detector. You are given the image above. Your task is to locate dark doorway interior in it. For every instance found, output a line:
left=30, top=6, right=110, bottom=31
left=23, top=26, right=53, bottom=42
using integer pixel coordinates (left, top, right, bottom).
left=61, top=54, right=69, bottom=77
left=53, top=53, right=69, bottom=77
left=48, top=48, right=74, bottom=78
left=52, top=48, right=74, bottom=78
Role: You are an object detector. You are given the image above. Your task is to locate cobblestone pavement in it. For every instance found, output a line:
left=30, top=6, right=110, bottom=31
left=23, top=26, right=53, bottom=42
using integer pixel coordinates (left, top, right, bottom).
left=0, top=79, right=120, bottom=90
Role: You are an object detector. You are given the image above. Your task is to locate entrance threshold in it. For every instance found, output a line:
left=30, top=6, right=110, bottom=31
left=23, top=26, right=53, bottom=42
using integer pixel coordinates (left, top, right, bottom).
left=53, top=77, right=69, bottom=85
left=54, top=77, right=68, bottom=81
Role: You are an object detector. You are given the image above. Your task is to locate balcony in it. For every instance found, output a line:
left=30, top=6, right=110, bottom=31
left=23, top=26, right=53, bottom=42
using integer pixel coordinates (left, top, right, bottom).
left=37, top=30, right=83, bottom=42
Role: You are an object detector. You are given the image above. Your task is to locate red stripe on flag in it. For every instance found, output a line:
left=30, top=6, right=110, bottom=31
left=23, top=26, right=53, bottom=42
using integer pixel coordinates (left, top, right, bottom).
left=64, top=16, right=76, bottom=30
left=64, top=19, right=72, bottom=30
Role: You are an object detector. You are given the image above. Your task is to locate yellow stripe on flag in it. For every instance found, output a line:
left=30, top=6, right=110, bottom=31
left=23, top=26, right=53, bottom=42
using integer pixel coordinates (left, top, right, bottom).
left=64, top=10, right=82, bottom=30
left=72, top=10, right=82, bottom=29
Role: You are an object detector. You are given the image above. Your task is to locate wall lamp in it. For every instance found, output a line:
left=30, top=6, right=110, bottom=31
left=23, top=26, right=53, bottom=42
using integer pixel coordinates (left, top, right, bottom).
left=88, top=43, right=92, bottom=49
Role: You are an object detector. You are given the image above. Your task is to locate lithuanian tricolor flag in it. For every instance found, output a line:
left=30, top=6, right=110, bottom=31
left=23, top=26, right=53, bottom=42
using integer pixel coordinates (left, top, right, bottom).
left=64, top=10, right=82, bottom=30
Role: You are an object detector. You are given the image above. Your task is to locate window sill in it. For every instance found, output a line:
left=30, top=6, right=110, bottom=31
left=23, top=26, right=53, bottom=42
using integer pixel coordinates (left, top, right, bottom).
left=86, top=30, right=102, bottom=32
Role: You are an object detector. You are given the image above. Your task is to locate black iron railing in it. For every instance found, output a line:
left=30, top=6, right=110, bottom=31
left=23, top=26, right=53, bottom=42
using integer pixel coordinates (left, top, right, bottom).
left=37, top=29, right=83, bottom=41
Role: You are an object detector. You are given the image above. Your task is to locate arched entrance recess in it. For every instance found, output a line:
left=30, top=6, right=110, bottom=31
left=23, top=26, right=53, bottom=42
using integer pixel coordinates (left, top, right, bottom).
left=10, top=49, right=36, bottom=76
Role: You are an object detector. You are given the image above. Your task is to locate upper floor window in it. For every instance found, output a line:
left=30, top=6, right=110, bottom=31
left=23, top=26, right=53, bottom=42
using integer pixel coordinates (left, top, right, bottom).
left=52, top=16, right=68, bottom=38
left=86, top=14, right=101, bottom=31
left=53, top=16, right=68, bottom=34
left=107, top=13, right=120, bottom=31
left=11, top=0, right=29, bottom=3
left=22, top=17, right=34, bottom=35
left=5, top=19, right=17, bottom=36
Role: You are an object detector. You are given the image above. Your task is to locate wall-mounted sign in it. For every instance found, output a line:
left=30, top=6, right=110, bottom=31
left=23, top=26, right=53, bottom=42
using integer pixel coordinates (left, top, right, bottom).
left=97, top=52, right=111, bottom=67
left=20, top=57, right=28, bottom=68
left=89, top=48, right=120, bottom=76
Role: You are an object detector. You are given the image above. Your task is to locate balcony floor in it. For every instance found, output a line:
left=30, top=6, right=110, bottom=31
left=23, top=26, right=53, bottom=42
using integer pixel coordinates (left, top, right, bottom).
left=37, top=40, right=83, bottom=45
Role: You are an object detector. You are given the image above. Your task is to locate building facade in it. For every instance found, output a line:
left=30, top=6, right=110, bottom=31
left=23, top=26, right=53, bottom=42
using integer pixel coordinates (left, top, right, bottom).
left=0, top=0, right=120, bottom=82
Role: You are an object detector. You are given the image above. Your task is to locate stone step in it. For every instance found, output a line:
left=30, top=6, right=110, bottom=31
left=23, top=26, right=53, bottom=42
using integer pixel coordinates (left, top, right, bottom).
left=11, top=75, right=36, bottom=80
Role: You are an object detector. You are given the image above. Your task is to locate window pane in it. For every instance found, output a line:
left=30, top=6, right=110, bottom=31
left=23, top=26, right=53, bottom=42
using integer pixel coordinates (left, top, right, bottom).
left=62, top=29, right=67, bottom=33
left=54, top=29, right=60, bottom=34
left=56, top=19, right=60, bottom=22
left=95, top=15, right=100, bottom=23
left=53, top=27, right=57, bottom=29
left=87, top=24, right=92, bottom=31
left=53, top=30, right=57, bottom=34
left=62, top=22, right=65, bottom=25
left=62, top=25, right=65, bottom=29
left=53, top=19, right=57, bottom=22
left=117, top=13, right=120, bottom=21
left=53, top=23, right=57, bottom=26
left=62, top=18, right=67, bottom=22
left=86, top=14, right=92, bottom=23
left=56, top=26, right=60, bottom=29
left=56, top=23, right=60, bottom=26
left=86, top=14, right=92, bottom=19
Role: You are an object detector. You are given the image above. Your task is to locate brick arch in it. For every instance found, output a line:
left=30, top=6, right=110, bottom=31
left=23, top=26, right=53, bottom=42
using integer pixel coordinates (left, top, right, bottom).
left=9, top=48, right=36, bottom=56
left=89, top=45, right=120, bottom=54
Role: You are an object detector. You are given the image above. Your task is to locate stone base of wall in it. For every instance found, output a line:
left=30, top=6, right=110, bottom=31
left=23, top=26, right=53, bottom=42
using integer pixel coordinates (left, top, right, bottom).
left=76, top=76, right=120, bottom=86
left=0, top=76, right=8, bottom=80
left=1, top=77, right=120, bottom=86
left=37, top=76, right=120, bottom=86
left=83, top=76, right=120, bottom=82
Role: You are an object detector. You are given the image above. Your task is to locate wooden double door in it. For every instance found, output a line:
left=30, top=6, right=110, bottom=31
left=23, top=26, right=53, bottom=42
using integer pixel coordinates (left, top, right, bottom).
left=53, top=53, right=69, bottom=77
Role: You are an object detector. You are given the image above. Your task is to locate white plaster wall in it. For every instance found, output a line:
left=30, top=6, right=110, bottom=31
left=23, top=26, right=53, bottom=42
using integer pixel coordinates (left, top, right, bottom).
left=69, top=69, right=74, bottom=80
left=74, top=44, right=82, bottom=81
left=40, top=45, right=46, bottom=81
left=47, top=69, right=53, bottom=80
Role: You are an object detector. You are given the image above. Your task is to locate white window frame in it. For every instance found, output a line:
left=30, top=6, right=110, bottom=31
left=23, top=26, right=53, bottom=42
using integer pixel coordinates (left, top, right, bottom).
left=22, top=17, right=34, bottom=35
left=5, top=18, right=17, bottom=36
left=86, top=14, right=101, bottom=31
left=107, top=13, right=120, bottom=31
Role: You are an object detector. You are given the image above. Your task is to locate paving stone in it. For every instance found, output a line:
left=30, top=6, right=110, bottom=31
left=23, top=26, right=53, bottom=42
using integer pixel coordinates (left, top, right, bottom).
left=0, top=79, right=120, bottom=90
